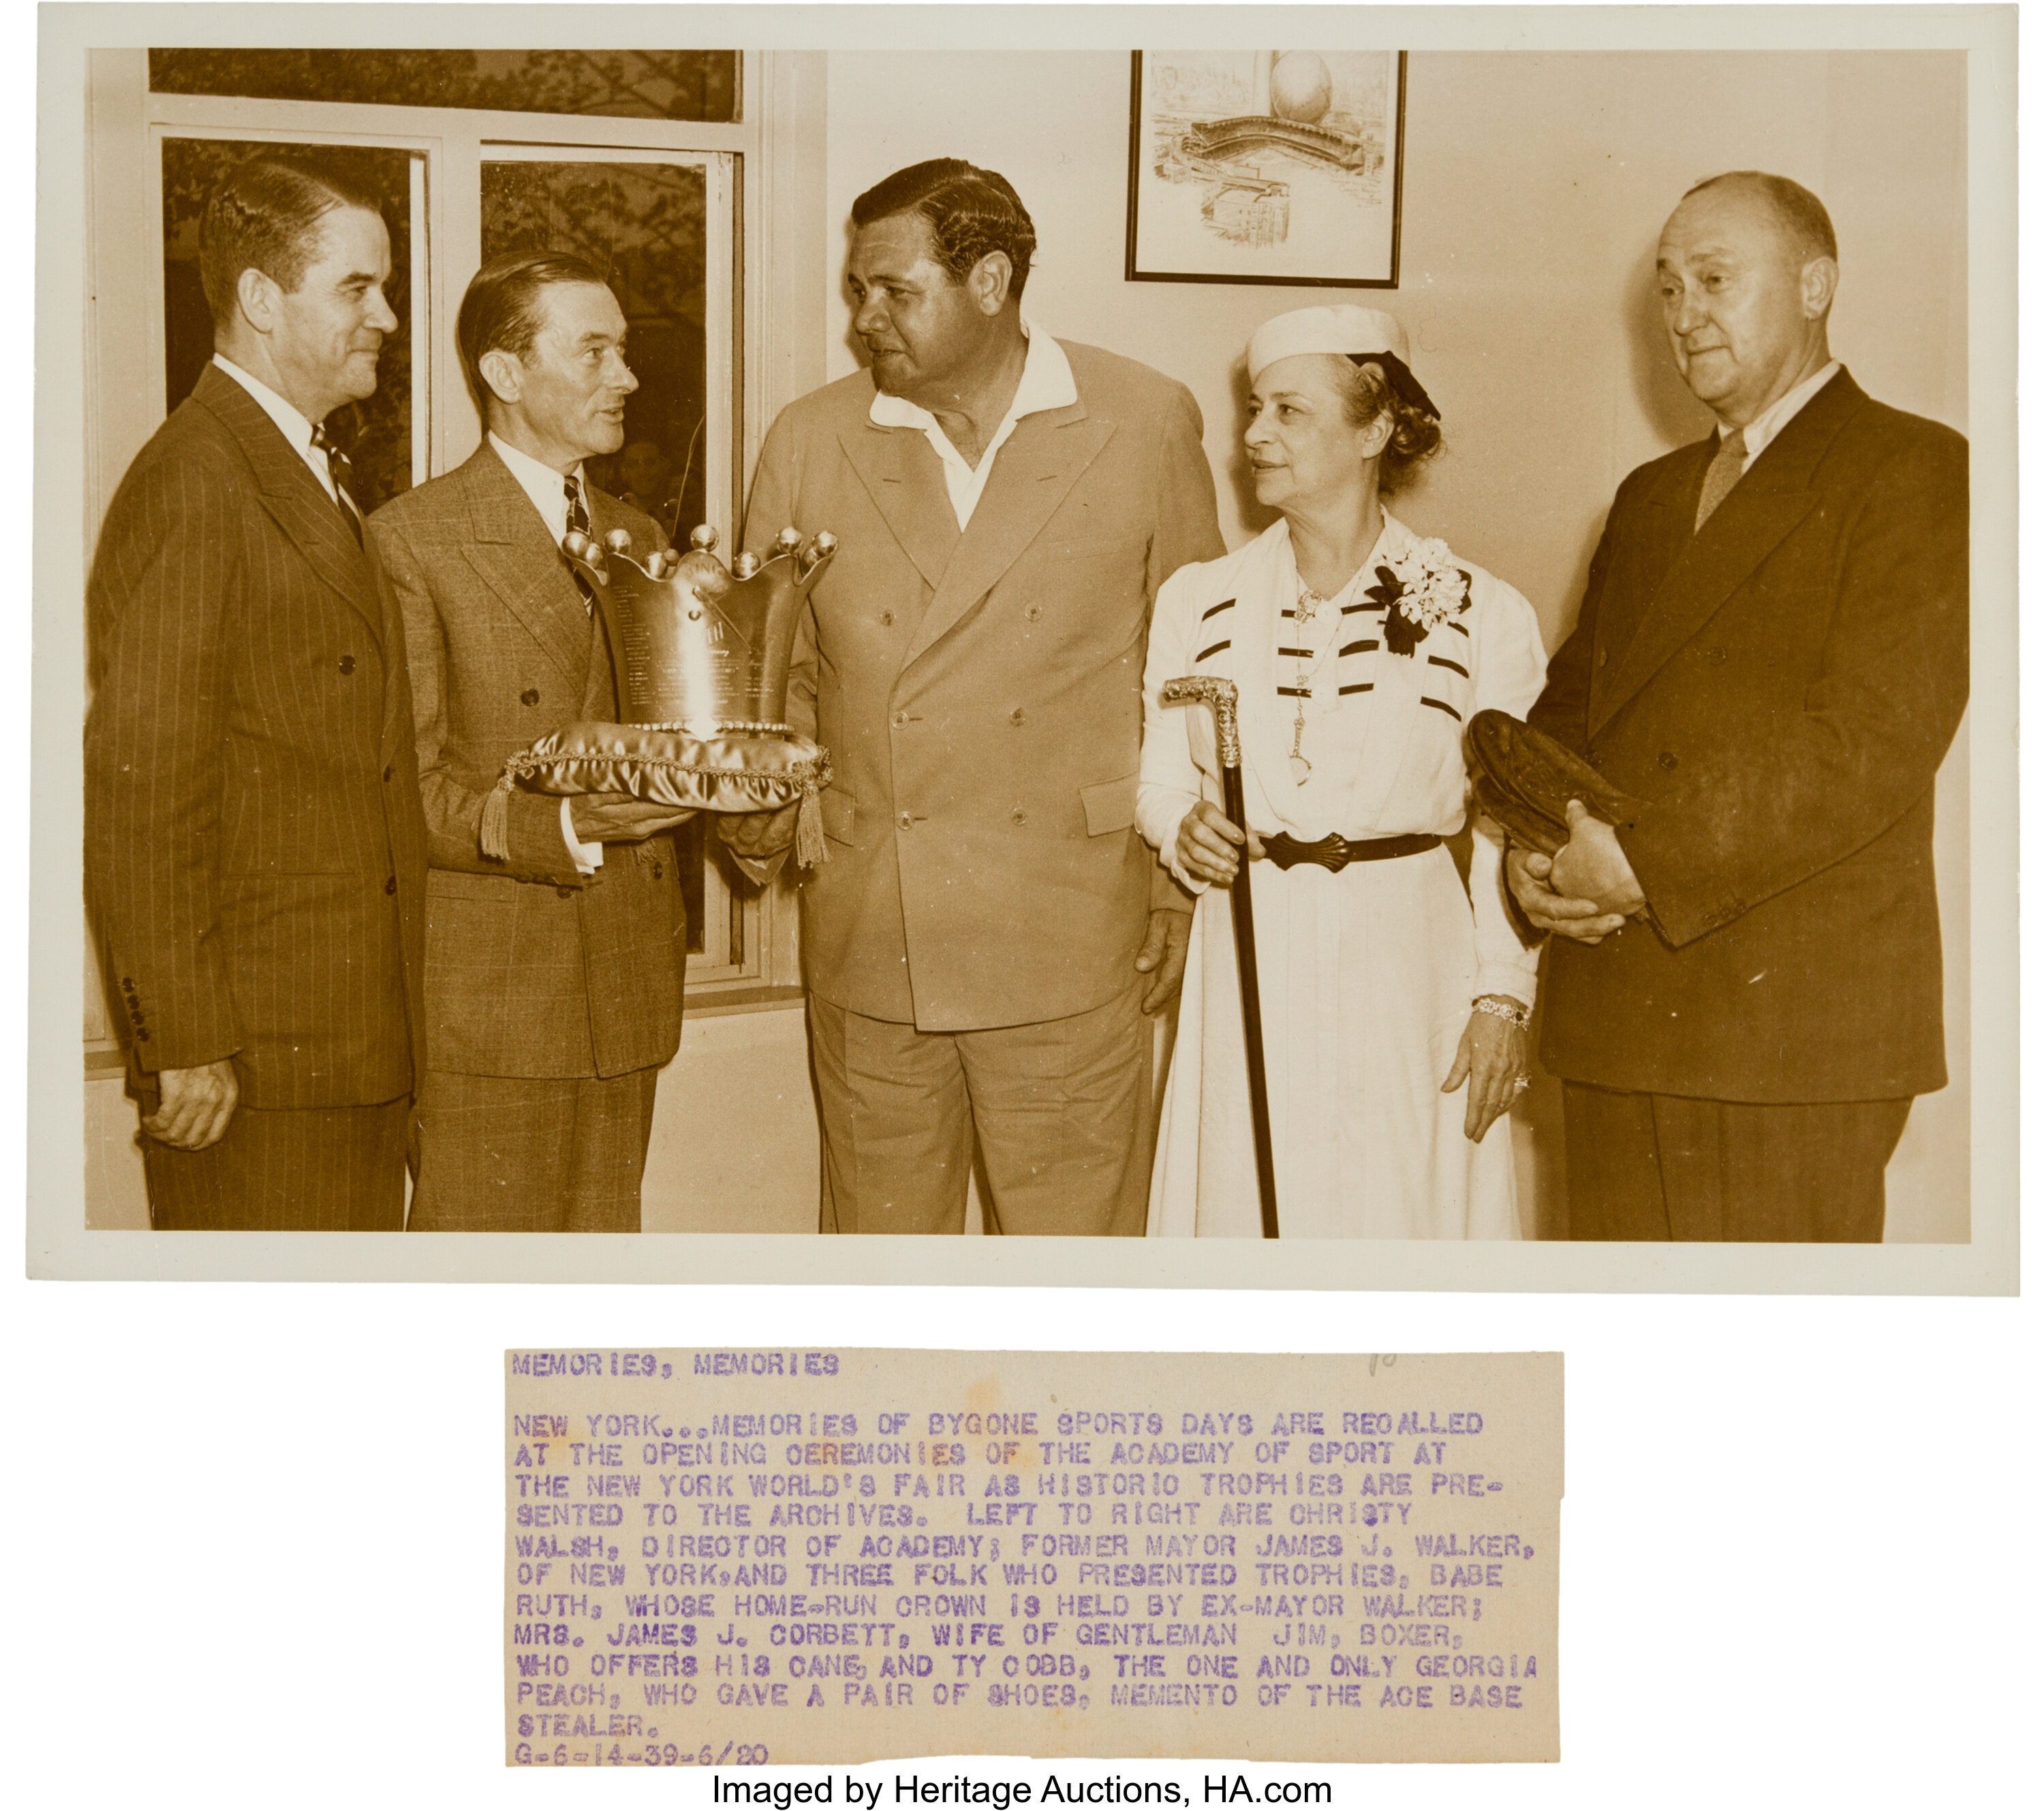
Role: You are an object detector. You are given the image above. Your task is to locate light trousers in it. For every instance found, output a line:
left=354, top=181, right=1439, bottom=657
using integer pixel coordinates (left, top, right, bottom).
left=808, top=983, right=1153, bottom=1237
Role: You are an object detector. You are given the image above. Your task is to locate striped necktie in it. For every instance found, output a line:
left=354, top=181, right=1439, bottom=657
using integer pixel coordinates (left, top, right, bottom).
left=563, top=475, right=596, bottom=615
left=309, top=422, right=363, bottom=546
left=1693, top=426, right=1748, bottom=532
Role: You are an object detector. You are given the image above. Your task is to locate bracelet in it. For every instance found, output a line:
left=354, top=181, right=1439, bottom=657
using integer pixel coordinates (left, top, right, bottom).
left=1472, top=995, right=1531, bottom=1030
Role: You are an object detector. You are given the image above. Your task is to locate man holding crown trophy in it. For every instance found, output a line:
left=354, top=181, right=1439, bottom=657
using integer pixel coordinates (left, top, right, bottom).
left=369, top=253, right=690, bottom=1232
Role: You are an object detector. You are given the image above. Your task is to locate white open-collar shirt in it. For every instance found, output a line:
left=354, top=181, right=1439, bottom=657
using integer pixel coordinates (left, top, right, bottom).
left=867, top=318, right=1078, bottom=529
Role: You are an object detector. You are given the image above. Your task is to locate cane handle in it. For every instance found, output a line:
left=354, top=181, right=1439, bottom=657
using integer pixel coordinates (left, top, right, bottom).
left=1160, top=675, right=1243, bottom=769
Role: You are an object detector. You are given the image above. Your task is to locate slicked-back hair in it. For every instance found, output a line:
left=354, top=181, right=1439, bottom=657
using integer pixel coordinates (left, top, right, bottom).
left=1683, top=170, right=1839, bottom=266
left=199, top=155, right=384, bottom=330
left=850, top=159, right=1037, bottom=299
left=456, top=250, right=611, bottom=414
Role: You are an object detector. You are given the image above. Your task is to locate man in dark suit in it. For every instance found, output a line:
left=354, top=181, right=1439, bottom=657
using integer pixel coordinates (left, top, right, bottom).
left=1508, top=171, right=1969, bottom=1242
left=728, top=159, right=1224, bottom=1235
left=369, top=253, right=689, bottom=1232
left=85, top=156, right=428, bottom=1230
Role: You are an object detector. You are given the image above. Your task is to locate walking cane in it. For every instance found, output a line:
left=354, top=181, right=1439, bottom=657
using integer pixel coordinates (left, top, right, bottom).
left=1160, top=676, right=1280, bottom=1239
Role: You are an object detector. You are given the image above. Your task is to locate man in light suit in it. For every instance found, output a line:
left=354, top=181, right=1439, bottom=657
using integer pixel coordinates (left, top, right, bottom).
left=730, top=159, right=1225, bottom=1235
left=1508, top=172, right=1969, bottom=1241
left=369, top=253, right=690, bottom=1231
left=86, top=155, right=427, bottom=1230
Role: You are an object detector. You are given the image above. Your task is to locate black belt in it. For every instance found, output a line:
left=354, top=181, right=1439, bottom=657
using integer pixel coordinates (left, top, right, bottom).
left=1263, top=831, right=1444, bottom=873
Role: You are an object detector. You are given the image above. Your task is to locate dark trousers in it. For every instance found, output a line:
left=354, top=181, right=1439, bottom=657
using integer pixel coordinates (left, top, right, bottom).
left=807, top=982, right=1153, bottom=1237
left=141, top=1097, right=410, bottom=1230
left=409, top=1068, right=660, bottom=1232
left=1562, top=1083, right=1913, bottom=1243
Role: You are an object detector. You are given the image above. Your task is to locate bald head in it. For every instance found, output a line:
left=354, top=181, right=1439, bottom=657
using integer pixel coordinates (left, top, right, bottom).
left=1656, top=173, right=1839, bottom=429
left=1682, top=170, right=1838, bottom=266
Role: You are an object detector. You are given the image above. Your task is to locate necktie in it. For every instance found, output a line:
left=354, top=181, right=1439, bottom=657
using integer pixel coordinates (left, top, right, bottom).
left=309, top=422, right=364, bottom=546
left=1693, top=426, right=1748, bottom=532
left=563, top=475, right=596, bottom=615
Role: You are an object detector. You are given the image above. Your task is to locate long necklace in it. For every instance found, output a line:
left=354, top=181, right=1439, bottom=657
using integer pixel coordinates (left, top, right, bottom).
left=1286, top=571, right=1359, bottom=786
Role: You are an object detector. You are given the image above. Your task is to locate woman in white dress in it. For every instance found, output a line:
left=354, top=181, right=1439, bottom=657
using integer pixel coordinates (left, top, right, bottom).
left=1139, top=306, right=1548, bottom=1239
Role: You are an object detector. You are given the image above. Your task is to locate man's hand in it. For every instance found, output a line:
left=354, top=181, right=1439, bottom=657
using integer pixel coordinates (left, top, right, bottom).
left=570, top=792, right=698, bottom=844
left=718, top=801, right=801, bottom=863
left=1549, top=799, right=1647, bottom=917
left=1134, top=908, right=1191, bottom=1015
left=1506, top=839, right=1628, bottom=946
left=143, top=1058, right=239, bottom=1151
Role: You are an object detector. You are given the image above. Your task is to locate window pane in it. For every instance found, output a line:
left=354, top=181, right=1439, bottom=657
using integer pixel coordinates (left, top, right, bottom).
left=161, top=138, right=416, bottom=510
left=150, top=49, right=739, bottom=122
left=481, top=157, right=715, bottom=955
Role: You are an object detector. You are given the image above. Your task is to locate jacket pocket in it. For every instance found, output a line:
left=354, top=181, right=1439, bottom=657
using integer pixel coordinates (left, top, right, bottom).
left=1080, top=771, right=1140, bottom=837
left=821, top=788, right=856, bottom=846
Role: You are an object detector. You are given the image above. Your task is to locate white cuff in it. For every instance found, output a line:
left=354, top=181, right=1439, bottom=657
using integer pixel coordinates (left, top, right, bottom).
left=561, top=796, right=604, bottom=874
left=1473, top=958, right=1537, bottom=1008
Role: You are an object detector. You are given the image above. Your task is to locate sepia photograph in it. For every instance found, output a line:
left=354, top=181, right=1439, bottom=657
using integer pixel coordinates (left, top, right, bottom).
left=31, top=6, right=2015, bottom=1289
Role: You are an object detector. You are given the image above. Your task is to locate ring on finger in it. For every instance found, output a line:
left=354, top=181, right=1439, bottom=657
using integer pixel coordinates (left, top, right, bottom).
left=1512, top=1074, right=1532, bottom=1092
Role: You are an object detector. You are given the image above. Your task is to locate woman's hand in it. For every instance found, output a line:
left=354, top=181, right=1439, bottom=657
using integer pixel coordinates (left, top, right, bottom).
left=1441, top=1000, right=1530, bottom=1143
left=1174, top=801, right=1265, bottom=886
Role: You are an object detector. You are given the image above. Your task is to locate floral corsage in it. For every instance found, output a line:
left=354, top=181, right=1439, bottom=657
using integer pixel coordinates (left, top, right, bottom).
left=1365, top=537, right=1473, bottom=656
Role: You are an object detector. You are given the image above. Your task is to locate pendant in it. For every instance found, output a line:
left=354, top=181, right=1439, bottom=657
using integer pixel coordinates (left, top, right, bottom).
left=1290, top=752, right=1313, bottom=786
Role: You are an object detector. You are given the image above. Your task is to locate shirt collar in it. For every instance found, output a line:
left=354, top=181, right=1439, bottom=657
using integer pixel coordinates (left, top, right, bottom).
left=212, top=354, right=318, bottom=454
left=867, top=318, right=1077, bottom=438
left=489, top=431, right=587, bottom=542
left=1731, top=360, right=1842, bottom=463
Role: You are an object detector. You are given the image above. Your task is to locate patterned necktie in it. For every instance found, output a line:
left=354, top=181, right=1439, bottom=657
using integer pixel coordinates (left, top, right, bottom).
left=309, top=422, right=363, bottom=546
left=1693, top=426, right=1748, bottom=532
left=563, top=475, right=596, bottom=615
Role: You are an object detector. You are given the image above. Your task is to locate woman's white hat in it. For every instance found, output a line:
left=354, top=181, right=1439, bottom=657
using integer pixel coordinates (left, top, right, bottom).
left=1247, top=304, right=1438, bottom=418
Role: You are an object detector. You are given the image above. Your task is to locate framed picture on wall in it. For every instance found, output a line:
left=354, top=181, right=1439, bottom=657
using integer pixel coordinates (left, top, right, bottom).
left=1126, top=49, right=1406, bottom=287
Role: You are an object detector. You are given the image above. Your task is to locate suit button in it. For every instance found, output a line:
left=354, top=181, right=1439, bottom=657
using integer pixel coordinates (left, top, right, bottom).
left=893, top=711, right=908, bottom=728
left=384, top=875, right=398, bottom=895
left=1596, top=648, right=1609, bottom=668
left=1658, top=750, right=1679, bottom=770
left=522, top=689, right=540, bottom=705
left=1010, top=708, right=1025, bottom=726
left=558, top=886, right=576, bottom=899
left=880, top=610, right=895, bottom=627
left=897, top=811, right=913, bottom=831
left=339, top=654, right=356, bottom=676
left=136, top=1029, right=151, bottom=1043
left=1025, top=605, right=1042, bottom=622
left=1010, top=807, right=1027, bottom=825
left=652, top=864, right=663, bottom=880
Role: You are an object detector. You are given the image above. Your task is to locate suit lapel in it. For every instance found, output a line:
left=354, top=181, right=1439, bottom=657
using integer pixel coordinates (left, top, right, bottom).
left=457, top=446, right=596, bottom=688
left=836, top=420, right=961, bottom=592
left=1591, top=371, right=1863, bottom=734
left=904, top=402, right=1117, bottom=668
left=194, top=365, right=386, bottom=647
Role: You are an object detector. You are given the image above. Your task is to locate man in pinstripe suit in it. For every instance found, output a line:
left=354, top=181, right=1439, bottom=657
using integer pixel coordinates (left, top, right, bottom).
left=369, top=254, right=690, bottom=1232
left=85, top=157, right=429, bottom=1230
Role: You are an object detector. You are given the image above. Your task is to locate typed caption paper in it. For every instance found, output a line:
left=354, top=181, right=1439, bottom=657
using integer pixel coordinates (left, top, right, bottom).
left=506, top=1349, right=1562, bottom=1764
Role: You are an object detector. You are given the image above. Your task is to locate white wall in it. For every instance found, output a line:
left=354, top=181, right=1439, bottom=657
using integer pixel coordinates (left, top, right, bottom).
left=820, top=47, right=1972, bottom=1240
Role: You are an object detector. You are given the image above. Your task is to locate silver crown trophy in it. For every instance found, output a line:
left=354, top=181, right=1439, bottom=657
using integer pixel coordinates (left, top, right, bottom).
left=481, top=524, right=838, bottom=869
